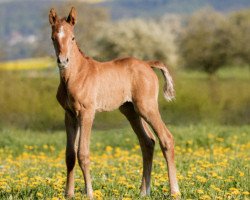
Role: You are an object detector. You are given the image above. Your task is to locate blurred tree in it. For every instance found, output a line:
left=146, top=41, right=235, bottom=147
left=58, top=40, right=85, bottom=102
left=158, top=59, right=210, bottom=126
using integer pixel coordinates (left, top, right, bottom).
left=178, top=8, right=235, bottom=75
left=0, top=40, right=7, bottom=61
left=33, top=2, right=109, bottom=58
left=229, top=9, right=250, bottom=66
left=95, top=19, right=175, bottom=64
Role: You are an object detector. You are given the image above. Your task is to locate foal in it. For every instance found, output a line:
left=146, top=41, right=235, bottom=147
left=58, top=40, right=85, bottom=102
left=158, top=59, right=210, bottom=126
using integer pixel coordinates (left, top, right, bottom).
left=49, top=7, right=180, bottom=199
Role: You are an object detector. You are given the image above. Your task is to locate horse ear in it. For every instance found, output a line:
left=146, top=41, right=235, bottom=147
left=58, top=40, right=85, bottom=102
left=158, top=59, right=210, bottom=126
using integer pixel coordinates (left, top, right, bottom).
left=49, top=8, right=58, bottom=25
left=67, top=7, right=77, bottom=26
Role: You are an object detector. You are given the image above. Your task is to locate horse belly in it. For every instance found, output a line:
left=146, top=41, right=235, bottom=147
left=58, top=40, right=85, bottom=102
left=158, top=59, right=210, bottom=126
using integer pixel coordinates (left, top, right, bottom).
left=95, top=83, right=131, bottom=112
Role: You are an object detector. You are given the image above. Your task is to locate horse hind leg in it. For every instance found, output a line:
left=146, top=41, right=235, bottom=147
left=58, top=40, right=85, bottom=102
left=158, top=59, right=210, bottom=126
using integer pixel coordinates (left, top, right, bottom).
left=135, top=101, right=180, bottom=196
left=119, top=102, right=155, bottom=196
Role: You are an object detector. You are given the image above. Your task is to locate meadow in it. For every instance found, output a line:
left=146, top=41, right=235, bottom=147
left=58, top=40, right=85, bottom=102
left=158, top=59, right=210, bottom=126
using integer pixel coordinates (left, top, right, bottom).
left=0, top=62, right=249, bottom=130
left=0, top=125, right=249, bottom=199
left=0, top=59, right=249, bottom=199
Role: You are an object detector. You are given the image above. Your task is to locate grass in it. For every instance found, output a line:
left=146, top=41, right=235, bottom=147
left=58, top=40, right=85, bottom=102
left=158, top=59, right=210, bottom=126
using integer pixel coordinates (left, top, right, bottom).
left=0, top=64, right=249, bottom=130
left=0, top=125, right=249, bottom=199
left=0, top=59, right=249, bottom=198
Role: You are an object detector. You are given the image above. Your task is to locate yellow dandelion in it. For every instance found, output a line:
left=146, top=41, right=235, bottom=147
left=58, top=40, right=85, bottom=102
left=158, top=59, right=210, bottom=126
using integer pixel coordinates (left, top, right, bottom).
left=94, top=190, right=103, bottom=199
left=208, top=133, right=214, bottom=139
left=36, top=192, right=43, bottom=198
left=112, top=189, right=119, bottom=195
left=126, top=184, right=136, bottom=189
left=200, top=194, right=211, bottom=200
left=210, top=184, right=222, bottom=192
left=238, top=171, right=244, bottom=177
left=196, top=175, right=207, bottom=183
left=187, top=140, right=193, bottom=145
left=211, top=172, right=218, bottom=178
left=50, top=146, right=55, bottom=152
left=229, top=187, right=240, bottom=195
left=187, top=148, right=193, bottom=153
left=216, top=137, right=224, bottom=142
left=162, top=186, right=169, bottom=193
left=105, top=146, right=113, bottom=152
left=197, top=189, right=204, bottom=194
left=133, top=145, right=140, bottom=150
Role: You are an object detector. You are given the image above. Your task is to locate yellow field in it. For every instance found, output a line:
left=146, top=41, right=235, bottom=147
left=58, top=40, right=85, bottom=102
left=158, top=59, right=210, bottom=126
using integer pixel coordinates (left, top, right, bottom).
left=0, top=57, right=55, bottom=71
left=0, top=126, right=249, bottom=199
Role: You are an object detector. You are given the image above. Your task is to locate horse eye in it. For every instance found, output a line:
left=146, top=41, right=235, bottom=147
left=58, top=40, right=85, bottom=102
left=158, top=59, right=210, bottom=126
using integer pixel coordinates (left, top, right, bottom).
left=72, top=37, right=75, bottom=41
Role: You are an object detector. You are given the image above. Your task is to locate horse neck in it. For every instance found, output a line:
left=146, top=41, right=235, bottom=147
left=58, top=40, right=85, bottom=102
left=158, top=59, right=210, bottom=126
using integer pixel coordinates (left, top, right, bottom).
left=59, top=43, right=90, bottom=84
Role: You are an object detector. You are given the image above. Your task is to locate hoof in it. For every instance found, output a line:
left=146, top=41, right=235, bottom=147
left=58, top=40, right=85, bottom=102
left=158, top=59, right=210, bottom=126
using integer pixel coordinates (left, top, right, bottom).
left=65, top=193, right=74, bottom=199
left=87, top=191, right=94, bottom=200
left=87, top=195, right=94, bottom=200
left=140, top=191, right=147, bottom=197
left=171, top=192, right=181, bottom=199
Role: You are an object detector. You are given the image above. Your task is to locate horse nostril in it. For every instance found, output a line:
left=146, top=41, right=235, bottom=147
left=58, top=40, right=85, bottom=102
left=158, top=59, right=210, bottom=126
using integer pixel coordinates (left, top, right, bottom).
left=66, top=58, right=69, bottom=63
left=57, top=57, right=61, bottom=64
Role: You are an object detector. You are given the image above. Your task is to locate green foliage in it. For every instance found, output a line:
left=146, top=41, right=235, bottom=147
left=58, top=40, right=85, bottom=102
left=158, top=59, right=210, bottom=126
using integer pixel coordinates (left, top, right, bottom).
left=229, top=9, right=250, bottom=65
left=178, top=8, right=235, bottom=74
left=178, top=8, right=250, bottom=74
left=95, top=19, right=175, bottom=63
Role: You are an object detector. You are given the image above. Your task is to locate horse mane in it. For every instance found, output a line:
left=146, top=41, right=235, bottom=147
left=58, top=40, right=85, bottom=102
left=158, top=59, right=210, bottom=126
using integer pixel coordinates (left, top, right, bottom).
left=76, top=42, right=86, bottom=57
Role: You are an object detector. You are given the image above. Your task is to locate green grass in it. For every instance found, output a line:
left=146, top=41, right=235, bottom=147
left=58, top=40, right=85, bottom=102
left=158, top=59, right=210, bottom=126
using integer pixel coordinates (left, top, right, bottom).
left=0, top=61, right=249, bottom=198
left=0, top=65, right=249, bottom=130
left=0, top=125, right=249, bottom=199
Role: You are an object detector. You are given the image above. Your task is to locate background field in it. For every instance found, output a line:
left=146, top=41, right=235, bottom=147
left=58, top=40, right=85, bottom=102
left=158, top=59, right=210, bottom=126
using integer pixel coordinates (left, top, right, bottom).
left=0, top=63, right=249, bottom=130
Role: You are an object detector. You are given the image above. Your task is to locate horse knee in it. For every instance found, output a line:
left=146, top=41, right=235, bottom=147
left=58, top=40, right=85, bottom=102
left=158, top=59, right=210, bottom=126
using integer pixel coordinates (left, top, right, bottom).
left=77, top=152, right=90, bottom=168
left=159, top=133, right=174, bottom=152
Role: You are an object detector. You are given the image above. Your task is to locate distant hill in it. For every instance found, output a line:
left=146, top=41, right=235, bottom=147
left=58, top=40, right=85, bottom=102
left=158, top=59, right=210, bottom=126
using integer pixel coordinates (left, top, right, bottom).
left=1, top=0, right=250, bottom=60
left=1, top=0, right=250, bottom=39
left=0, top=1, right=51, bottom=39
left=100, top=0, right=250, bottom=19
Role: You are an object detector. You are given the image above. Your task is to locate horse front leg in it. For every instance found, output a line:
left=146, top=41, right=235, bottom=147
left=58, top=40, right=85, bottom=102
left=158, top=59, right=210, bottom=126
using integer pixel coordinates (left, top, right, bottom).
left=77, top=108, right=95, bottom=199
left=65, top=111, right=79, bottom=198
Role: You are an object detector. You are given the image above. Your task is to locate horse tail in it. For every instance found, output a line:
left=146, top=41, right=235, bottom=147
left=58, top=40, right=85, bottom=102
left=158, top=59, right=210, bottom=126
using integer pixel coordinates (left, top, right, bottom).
left=147, top=60, right=175, bottom=101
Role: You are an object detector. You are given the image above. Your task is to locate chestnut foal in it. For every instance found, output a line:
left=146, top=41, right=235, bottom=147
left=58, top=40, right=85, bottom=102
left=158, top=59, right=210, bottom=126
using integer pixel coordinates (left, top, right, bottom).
left=49, top=7, right=180, bottom=199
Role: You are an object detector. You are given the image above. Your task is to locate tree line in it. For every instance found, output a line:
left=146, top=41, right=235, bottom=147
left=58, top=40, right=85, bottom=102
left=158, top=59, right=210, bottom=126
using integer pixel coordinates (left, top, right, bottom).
left=4, top=2, right=250, bottom=75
